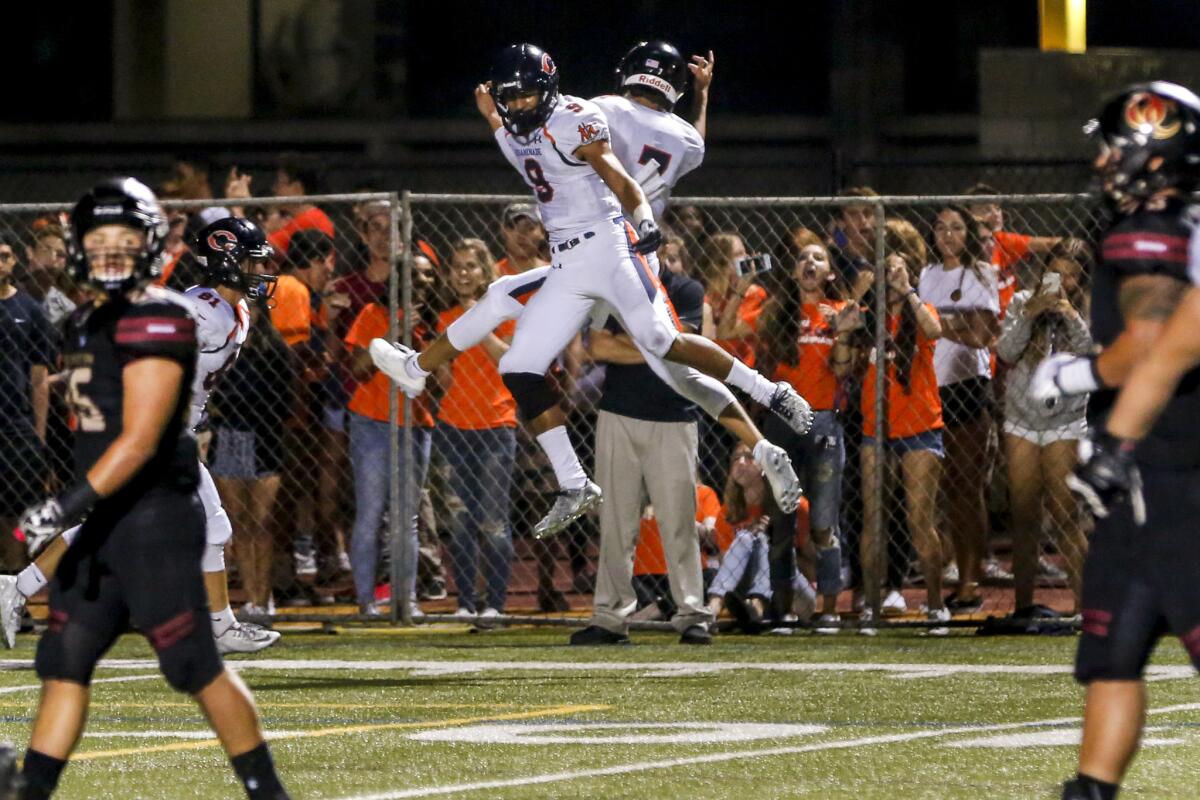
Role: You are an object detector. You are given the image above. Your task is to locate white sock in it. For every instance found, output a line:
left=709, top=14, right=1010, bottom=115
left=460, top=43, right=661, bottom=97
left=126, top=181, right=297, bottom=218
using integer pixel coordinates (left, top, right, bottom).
left=535, top=426, right=588, bottom=491
left=15, top=564, right=46, bottom=599
left=725, top=359, right=775, bottom=405
left=211, top=605, right=236, bottom=636
left=405, top=352, right=430, bottom=379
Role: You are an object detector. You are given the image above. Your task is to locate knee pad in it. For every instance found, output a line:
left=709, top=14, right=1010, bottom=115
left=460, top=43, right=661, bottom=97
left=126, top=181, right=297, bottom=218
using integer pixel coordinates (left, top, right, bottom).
left=34, top=616, right=106, bottom=687
left=501, top=372, right=561, bottom=421
left=816, top=544, right=843, bottom=597
left=201, top=540, right=227, bottom=573
left=146, top=609, right=224, bottom=694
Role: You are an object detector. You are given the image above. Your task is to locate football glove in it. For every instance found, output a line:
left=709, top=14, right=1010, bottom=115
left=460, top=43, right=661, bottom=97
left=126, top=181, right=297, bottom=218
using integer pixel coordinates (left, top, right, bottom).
left=1066, top=431, right=1146, bottom=525
left=632, top=219, right=663, bottom=255
left=15, top=498, right=65, bottom=558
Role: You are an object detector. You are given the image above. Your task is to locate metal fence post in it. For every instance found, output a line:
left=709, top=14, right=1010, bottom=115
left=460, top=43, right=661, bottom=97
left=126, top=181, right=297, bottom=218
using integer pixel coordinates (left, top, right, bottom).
left=871, top=199, right=888, bottom=618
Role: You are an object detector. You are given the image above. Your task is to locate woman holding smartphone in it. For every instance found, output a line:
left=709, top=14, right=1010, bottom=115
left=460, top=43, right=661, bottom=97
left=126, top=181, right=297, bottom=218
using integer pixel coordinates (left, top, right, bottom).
left=917, top=205, right=1000, bottom=611
left=698, top=232, right=769, bottom=367
left=994, top=239, right=1092, bottom=616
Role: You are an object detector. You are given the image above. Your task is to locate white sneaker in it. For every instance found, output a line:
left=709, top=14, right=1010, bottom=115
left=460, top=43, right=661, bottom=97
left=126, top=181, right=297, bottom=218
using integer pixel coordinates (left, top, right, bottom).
left=368, top=338, right=427, bottom=397
left=361, top=602, right=383, bottom=618
left=215, top=621, right=282, bottom=655
left=453, top=606, right=474, bottom=620
left=0, top=576, right=25, bottom=650
left=534, top=481, right=602, bottom=539
left=769, top=613, right=798, bottom=635
left=752, top=440, right=802, bottom=513
left=858, top=607, right=878, bottom=636
left=475, top=608, right=502, bottom=630
left=983, top=558, right=1013, bottom=581
left=239, top=603, right=269, bottom=621
left=337, top=550, right=352, bottom=574
left=882, top=589, right=907, bottom=616
left=293, top=547, right=317, bottom=580
left=926, top=606, right=951, bottom=637
left=1037, top=556, right=1068, bottom=581
left=767, top=382, right=815, bottom=435
left=814, top=613, right=841, bottom=635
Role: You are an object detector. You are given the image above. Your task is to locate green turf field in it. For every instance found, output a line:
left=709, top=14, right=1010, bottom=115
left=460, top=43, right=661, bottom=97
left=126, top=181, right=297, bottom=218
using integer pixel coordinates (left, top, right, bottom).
left=0, top=625, right=1195, bottom=798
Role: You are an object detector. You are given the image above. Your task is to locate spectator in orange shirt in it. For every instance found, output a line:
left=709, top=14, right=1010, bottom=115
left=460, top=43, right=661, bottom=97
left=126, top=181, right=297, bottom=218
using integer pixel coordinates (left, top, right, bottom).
left=965, top=182, right=1063, bottom=316
left=432, top=239, right=519, bottom=619
left=495, top=203, right=549, bottom=276
left=759, top=229, right=850, bottom=628
left=266, top=152, right=336, bottom=256
left=839, top=226, right=950, bottom=635
left=698, top=232, right=767, bottom=368
left=271, top=230, right=352, bottom=589
left=344, top=258, right=437, bottom=615
left=703, top=444, right=817, bottom=633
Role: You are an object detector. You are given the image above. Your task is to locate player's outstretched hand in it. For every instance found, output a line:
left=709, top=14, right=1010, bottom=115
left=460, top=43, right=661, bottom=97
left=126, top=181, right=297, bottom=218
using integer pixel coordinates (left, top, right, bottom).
left=475, top=82, right=502, bottom=130
left=633, top=219, right=663, bottom=255
left=689, top=51, right=715, bottom=93
left=1066, top=431, right=1146, bottom=525
left=15, top=498, right=64, bottom=558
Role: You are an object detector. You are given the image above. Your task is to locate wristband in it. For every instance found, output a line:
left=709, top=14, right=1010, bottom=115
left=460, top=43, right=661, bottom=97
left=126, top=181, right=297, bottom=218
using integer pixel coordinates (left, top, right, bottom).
left=631, top=202, right=654, bottom=228
left=56, top=480, right=100, bottom=524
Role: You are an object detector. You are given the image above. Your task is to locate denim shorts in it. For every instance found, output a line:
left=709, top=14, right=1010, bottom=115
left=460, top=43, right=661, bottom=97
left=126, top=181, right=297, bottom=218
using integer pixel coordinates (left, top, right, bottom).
left=862, top=428, right=945, bottom=459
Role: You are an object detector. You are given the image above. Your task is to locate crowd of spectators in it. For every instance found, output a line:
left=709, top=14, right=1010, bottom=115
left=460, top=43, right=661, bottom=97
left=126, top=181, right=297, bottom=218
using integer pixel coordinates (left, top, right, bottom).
left=0, top=163, right=1099, bottom=631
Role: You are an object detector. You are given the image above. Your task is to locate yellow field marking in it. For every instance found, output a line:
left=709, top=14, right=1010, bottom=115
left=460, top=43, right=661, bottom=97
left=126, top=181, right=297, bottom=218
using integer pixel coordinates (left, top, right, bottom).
left=71, top=704, right=611, bottom=762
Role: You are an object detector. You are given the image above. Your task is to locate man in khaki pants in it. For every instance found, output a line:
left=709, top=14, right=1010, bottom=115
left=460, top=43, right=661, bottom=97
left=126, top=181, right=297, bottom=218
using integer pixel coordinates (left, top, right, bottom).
left=570, top=267, right=714, bottom=645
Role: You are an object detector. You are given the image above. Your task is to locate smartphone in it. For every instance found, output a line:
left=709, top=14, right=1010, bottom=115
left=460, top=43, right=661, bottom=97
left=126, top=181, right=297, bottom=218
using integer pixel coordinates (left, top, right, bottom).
left=1041, top=272, right=1062, bottom=294
left=734, top=253, right=774, bottom=277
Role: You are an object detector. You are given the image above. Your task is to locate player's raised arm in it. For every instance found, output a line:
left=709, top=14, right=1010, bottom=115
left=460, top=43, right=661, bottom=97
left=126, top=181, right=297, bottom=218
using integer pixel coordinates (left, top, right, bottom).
left=577, top=140, right=661, bottom=254
left=688, top=50, right=714, bottom=139
left=475, top=82, right=504, bottom=133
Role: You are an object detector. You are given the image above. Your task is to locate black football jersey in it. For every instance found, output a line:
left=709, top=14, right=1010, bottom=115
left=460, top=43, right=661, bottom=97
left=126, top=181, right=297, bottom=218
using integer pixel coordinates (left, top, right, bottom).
left=62, top=287, right=199, bottom=497
left=1089, top=198, right=1200, bottom=467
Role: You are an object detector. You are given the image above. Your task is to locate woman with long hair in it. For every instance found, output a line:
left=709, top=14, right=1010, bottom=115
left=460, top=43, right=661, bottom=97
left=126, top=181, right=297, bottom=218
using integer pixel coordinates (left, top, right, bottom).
left=432, top=238, right=519, bottom=620
left=995, top=239, right=1092, bottom=615
left=917, top=205, right=1001, bottom=611
left=759, top=228, right=849, bottom=628
left=842, top=219, right=949, bottom=635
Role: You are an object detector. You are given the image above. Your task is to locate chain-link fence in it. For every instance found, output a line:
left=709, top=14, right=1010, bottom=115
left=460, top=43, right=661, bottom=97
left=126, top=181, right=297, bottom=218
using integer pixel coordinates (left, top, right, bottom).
left=404, top=191, right=1104, bottom=633
left=0, top=189, right=1107, bottom=634
left=0, top=193, right=421, bottom=625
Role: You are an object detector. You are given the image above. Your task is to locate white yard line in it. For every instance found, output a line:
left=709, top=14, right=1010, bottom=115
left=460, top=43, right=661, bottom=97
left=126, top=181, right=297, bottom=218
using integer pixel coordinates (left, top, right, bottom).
left=0, top=674, right=158, bottom=695
left=331, top=702, right=1200, bottom=800
left=0, top=657, right=1186, bottom=682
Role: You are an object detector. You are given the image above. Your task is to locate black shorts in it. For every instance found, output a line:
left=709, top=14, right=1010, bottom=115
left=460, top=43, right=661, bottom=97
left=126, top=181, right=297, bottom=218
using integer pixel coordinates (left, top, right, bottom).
left=1075, top=465, right=1200, bottom=683
left=35, top=488, right=222, bottom=688
left=938, top=376, right=993, bottom=428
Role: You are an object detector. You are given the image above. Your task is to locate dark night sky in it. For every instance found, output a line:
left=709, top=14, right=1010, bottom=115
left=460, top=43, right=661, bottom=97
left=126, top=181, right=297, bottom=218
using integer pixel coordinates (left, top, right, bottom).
left=3, top=1, right=1197, bottom=122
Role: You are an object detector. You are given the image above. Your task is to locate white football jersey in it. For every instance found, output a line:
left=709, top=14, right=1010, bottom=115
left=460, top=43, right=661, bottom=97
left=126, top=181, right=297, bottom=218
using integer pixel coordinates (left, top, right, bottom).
left=493, top=93, right=622, bottom=235
left=591, top=94, right=705, bottom=220
left=182, top=285, right=249, bottom=430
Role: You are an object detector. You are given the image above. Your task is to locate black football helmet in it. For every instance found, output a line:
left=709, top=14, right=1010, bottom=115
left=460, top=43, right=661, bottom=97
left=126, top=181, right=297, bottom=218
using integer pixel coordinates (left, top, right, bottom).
left=66, top=177, right=170, bottom=294
left=615, top=40, right=689, bottom=109
left=490, top=43, right=560, bottom=138
left=192, top=217, right=278, bottom=303
left=1086, top=81, right=1200, bottom=205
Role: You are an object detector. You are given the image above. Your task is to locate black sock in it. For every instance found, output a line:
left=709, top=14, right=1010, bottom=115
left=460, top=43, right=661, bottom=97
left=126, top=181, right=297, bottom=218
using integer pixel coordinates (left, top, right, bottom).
left=230, top=742, right=289, bottom=800
left=1065, top=773, right=1119, bottom=800
left=21, top=749, right=66, bottom=800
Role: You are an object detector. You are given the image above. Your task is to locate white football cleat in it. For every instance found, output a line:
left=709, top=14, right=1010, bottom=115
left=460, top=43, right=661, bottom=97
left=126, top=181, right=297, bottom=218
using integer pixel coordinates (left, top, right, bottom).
left=534, top=481, right=603, bottom=539
left=0, top=576, right=24, bottom=650
left=752, top=440, right=802, bottom=513
left=215, top=621, right=281, bottom=655
left=368, top=338, right=427, bottom=397
left=768, top=381, right=815, bottom=435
